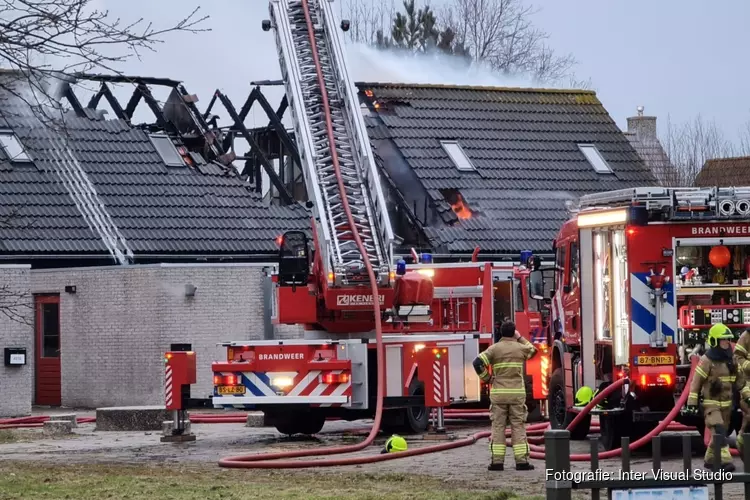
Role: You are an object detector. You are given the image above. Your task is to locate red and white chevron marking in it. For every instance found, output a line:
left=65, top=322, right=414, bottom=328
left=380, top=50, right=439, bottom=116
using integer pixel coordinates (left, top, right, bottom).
left=165, top=365, right=173, bottom=407
left=432, top=361, right=448, bottom=404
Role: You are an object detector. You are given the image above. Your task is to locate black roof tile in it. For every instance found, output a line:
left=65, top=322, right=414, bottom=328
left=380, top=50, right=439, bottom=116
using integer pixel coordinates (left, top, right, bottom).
left=0, top=75, right=308, bottom=259
left=357, top=82, right=658, bottom=255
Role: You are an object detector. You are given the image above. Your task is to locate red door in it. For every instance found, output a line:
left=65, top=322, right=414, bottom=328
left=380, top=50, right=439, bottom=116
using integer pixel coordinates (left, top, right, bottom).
left=35, top=295, right=61, bottom=406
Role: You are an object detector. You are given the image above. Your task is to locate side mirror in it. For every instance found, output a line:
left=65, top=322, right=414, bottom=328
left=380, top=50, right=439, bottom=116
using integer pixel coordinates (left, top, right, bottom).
left=563, top=285, right=571, bottom=294
left=529, top=270, right=544, bottom=300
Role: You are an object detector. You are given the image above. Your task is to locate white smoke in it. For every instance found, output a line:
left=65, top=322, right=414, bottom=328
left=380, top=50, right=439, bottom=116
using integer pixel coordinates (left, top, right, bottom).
left=344, top=43, right=556, bottom=89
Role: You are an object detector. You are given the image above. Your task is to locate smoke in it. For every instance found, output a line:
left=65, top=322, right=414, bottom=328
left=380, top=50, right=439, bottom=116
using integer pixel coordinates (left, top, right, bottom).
left=344, top=43, right=554, bottom=89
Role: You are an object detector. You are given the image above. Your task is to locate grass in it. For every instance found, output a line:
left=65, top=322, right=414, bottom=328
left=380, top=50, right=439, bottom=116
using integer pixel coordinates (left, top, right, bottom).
left=0, top=462, right=543, bottom=500
left=0, top=430, right=18, bottom=444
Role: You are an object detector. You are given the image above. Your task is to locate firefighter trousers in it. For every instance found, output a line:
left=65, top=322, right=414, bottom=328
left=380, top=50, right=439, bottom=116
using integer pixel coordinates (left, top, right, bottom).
left=489, top=403, right=529, bottom=465
left=704, top=407, right=733, bottom=465
left=739, top=400, right=750, bottom=459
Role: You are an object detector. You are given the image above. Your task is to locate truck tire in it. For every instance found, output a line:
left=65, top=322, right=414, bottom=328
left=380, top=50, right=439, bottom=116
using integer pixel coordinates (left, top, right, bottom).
left=271, top=411, right=325, bottom=436
left=404, top=378, right=429, bottom=434
left=548, top=368, right=590, bottom=440
left=600, top=412, right=627, bottom=451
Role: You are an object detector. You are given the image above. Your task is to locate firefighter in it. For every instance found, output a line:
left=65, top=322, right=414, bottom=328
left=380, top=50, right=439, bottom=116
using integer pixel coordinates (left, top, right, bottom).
left=686, top=323, right=750, bottom=471
left=733, top=328, right=750, bottom=457
left=473, top=321, right=537, bottom=471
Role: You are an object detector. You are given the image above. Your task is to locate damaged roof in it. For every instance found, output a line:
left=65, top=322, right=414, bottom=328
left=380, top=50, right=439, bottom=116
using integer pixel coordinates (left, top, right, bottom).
left=356, top=82, right=658, bottom=255
left=0, top=74, right=307, bottom=260
left=694, top=156, right=750, bottom=187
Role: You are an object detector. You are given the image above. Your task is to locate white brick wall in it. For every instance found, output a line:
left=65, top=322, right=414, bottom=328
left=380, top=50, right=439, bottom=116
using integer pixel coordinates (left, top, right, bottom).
left=31, top=263, right=279, bottom=408
left=0, top=265, right=33, bottom=417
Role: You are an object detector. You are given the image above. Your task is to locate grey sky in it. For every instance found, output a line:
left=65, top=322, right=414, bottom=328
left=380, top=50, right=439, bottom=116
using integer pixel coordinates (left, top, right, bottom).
left=95, top=0, right=749, bottom=143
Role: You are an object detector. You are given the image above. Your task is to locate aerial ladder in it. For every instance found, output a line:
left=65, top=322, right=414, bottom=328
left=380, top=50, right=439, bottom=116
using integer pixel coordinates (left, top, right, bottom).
left=265, top=0, right=394, bottom=312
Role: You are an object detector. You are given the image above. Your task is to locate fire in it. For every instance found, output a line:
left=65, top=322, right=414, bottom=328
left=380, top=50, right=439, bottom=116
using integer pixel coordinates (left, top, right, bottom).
left=451, top=195, right=472, bottom=220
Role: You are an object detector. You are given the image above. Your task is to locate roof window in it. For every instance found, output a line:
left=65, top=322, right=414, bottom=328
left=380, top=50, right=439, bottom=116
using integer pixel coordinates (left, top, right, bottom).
left=578, top=144, right=612, bottom=174
left=149, top=134, right=185, bottom=167
left=0, top=131, right=31, bottom=162
left=440, top=140, right=475, bottom=171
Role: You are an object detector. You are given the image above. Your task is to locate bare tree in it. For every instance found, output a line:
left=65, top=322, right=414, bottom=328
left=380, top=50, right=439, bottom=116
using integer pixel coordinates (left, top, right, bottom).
left=659, top=114, right=739, bottom=186
left=338, top=0, right=396, bottom=46
left=440, top=0, right=576, bottom=84
left=0, top=0, right=208, bottom=124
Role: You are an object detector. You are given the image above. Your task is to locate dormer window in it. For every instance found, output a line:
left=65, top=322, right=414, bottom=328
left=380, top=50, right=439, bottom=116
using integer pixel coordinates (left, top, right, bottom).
left=149, top=134, right=185, bottom=167
left=578, top=144, right=612, bottom=174
left=440, top=140, right=475, bottom=171
left=0, top=131, right=31, bottom=162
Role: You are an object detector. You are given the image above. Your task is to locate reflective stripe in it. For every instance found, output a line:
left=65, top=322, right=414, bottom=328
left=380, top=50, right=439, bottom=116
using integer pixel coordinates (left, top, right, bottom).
left=736, top=344, right=748, bottom=354
left=479, top=353, right=490, bottom=367
left=493, top=362, right=524, bottom=368
left=719, top=376, right=736, bottom=382
left=703, top=399, right=733, bottom=408
left=478, top=369, right=489, bottom=379
left=489, top=442, right=506, bottom=457
left=695, top=367, right=708, bottom=379
left=687, top=392, right=699, bottom=404
left=742, top=387, right=750, bottom=399
left=512, top=443, right=529, bottom=457
left=490, top=388, right=526, bottom=394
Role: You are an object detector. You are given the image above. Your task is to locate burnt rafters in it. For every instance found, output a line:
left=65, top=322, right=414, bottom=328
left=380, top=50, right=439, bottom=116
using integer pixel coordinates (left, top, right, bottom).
left=176, top=84, right=223, bottom=158
left=252, top=87, right=300, bottom=167
left=213, top=90, right=293, bottom=205
left=86, top=82, right=127, bottom=120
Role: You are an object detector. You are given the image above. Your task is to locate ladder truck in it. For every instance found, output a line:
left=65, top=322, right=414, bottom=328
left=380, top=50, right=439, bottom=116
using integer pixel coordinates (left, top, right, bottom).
left=546, top=185, right=750, bottom=449
left=210, top=0, right=549, bottom=435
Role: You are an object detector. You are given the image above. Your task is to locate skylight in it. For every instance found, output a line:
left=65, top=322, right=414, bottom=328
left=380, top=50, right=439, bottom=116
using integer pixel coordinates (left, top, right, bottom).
left=578, top=144, right=612, bottom=174
left=440, top=140, right=475, bottom=171
left=149, top=134, right=185, bottom=167
left=0, top=131, right=31, bottom=162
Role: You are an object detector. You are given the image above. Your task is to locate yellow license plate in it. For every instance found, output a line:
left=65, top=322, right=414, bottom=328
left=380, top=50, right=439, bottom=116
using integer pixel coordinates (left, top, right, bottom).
left=217, top=385, right=246, bottom=395
left=636, top=355, right=674, bottom=366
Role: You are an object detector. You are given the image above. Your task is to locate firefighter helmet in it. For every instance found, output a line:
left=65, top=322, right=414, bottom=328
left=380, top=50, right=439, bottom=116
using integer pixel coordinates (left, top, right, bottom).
left=384, top=435, right=408, bottom=453
left=708, top=323, right=734, bottom=347
left=574, top=386, right=594, bottom=406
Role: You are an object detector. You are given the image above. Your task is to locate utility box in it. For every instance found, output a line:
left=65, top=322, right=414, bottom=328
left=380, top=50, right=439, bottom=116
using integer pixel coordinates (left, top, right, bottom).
left=417, top=346, right=451, bottom=407
left=164, top=351, right=196, bottom=411
left=4, top=347, right=27, bottom=367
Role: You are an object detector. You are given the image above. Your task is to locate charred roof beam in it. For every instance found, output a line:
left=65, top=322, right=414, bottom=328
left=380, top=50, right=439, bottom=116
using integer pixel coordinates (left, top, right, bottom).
left=213, top=90, right=293, bottom=205
left=86, top=82, right=127, bottom=121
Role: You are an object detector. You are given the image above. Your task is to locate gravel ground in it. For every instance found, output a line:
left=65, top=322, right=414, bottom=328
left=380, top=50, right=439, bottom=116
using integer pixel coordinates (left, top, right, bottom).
left=1, top=408, right=747, bottom=499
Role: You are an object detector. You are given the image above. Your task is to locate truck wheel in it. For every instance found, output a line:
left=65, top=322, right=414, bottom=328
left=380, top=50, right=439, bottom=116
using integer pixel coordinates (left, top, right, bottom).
left=404, top=378, right=429, bottom=434
left=600, top=412, right=628, bottom=451
left=299, top=411, right=326, bottom=435
left=548, top=368, right=590, bottom=440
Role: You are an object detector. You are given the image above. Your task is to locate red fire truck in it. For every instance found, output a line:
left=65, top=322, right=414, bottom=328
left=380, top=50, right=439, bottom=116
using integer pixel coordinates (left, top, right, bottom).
left=211, top=247, right=551, bottom=435
left=546, top=186, right=750, bottom=449
left=210, top=0, right=549, bottom=435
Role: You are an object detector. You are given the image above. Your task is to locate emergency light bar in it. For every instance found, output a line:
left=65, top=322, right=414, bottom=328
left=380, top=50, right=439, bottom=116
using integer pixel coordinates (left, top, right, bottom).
left=577, top=208, right=628, bottom=228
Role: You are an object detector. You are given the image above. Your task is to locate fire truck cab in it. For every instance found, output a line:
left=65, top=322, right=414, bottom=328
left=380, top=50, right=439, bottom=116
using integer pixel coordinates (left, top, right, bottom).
left=547, top=186, right=750, bottom=449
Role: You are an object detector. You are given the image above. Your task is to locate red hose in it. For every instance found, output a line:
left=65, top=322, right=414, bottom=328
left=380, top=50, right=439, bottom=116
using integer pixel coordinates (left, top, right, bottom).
left=217, top=0, right=387, bottom=469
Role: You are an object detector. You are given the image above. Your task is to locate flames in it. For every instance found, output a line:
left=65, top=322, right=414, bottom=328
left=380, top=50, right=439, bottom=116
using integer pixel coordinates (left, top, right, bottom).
left=451, top=195, right=472, bottom=220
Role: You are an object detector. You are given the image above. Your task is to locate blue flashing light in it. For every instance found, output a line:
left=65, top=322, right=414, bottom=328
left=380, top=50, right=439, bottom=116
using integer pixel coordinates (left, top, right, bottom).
left=396, top=259, right=407, bottom=276
left=520, top=250, right=533, bottom=266
left=421, top=253, right=433, bottom=264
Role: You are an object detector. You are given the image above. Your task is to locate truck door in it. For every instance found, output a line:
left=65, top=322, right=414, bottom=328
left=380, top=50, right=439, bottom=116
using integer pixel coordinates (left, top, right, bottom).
left=492, top=270, right=514, bottom=333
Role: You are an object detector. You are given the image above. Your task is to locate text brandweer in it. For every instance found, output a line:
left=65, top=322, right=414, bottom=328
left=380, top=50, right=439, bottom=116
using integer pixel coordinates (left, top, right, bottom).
left=691, top=226, right=750, bottom=235
left=258, top=353, right=305, bottom=361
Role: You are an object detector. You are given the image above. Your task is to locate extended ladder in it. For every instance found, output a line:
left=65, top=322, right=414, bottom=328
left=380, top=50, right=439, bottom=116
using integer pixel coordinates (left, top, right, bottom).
left=267, top=0, right=393, bottom=287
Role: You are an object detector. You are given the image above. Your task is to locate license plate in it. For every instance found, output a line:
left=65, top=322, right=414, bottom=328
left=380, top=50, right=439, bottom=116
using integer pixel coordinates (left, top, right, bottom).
left=217, top=385, right=246, bottom=395
left=635, top=355, right=674, bottom=366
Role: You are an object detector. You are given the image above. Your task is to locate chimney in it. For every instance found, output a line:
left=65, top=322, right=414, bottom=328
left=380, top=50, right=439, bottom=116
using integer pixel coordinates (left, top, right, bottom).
left=627, top=105, right=657, bottom=141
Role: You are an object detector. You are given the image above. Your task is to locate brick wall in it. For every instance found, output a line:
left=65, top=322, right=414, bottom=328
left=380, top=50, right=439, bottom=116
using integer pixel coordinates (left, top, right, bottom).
left=31, top=264, right=276, bottom=408
left=0, top=265, right=33, bottom=417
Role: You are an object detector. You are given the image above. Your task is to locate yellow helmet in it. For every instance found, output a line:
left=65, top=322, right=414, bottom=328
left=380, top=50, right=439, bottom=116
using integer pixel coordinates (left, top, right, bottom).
left=708, top=323, right=734, bottom=347
left=574, top=386, right=594, bottom=406
left=384, top=435, right=408, bottom=453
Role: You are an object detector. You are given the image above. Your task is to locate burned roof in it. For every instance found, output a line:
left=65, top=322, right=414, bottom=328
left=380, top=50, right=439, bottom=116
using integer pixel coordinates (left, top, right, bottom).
left=694, top=156, right=750, bottom=188
left=0, top=73, right=307, bottom=261
left=356, top=82, right=658, bottom=255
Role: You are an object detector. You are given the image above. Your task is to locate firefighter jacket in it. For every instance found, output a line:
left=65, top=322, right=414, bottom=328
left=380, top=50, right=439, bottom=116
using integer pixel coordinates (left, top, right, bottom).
left=688, top=348, right=750, bottom=409
left=734, top=330, right=750, bottom=375
left=474, top=336, right=537, bottom=404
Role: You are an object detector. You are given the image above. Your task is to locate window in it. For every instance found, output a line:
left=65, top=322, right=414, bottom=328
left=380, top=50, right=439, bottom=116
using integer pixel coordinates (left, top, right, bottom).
left=440, top=140, right=475, bottom=171
left=527, top=279, right=540, bottom=312
left=568, top=242, right=579, bottom=290
left=578, top=144, right=612, bottom=174
left=149, top=134, right=185, bottom=167
left=0, top=131, right=31, bottom=162
left=556, top=244, right=567, bottom=287
left=41, top=302, right=60, bottom=358
left=514, top=280, right=525, bottom=313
